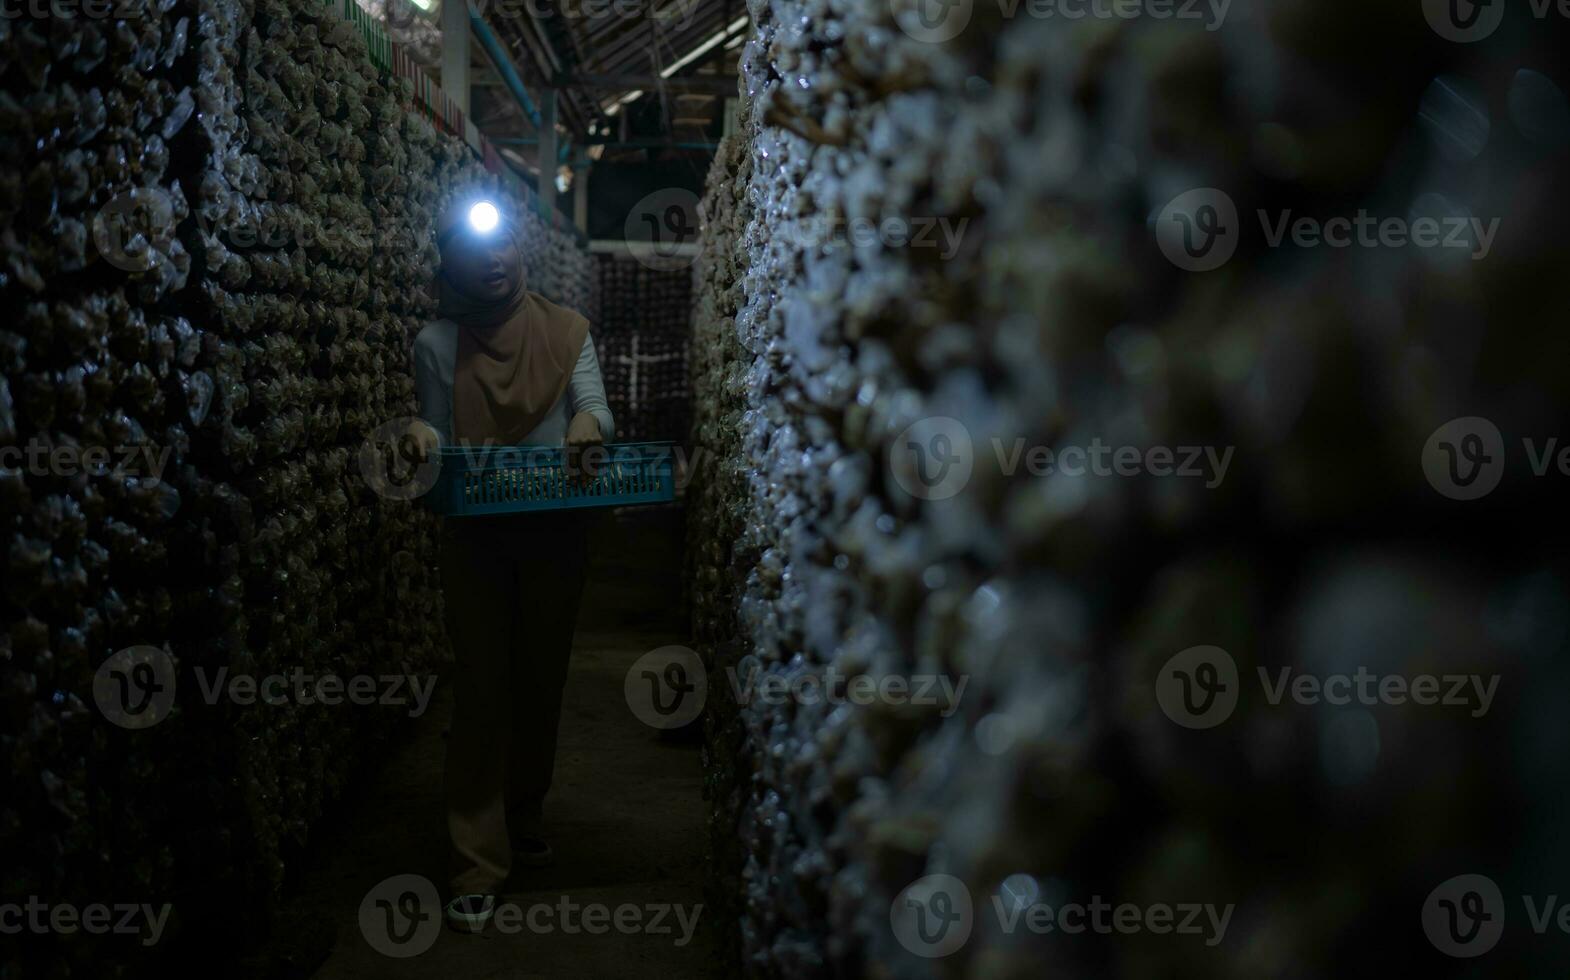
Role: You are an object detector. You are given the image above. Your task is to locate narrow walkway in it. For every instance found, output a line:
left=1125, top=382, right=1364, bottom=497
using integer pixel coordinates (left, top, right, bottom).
left=276, top=507, right=710, bottom=979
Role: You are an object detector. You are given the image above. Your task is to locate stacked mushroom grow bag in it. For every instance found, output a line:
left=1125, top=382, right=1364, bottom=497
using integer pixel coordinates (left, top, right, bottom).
left=0, top=0, right=590, bottom=972
left=592, top=253, right=693, bottom=443
left=689, top=1, right=1570, bottom=977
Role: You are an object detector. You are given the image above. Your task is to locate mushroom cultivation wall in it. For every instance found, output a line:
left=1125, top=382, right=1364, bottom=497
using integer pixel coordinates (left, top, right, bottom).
left=0, top=0, right=589, bottom=971
left=689, top=1, right=1570, bottom=976
left=591, top=253, right=693, bottom=444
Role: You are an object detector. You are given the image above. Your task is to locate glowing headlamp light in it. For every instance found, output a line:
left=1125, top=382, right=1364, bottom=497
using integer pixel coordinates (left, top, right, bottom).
left=468, top=201, right=500, bottom=234
left=437, top=199, right=507, bottom=250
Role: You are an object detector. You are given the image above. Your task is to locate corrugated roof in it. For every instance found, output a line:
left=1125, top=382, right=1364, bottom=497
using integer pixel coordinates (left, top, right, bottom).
left=481, top=0, right=746, bottom=144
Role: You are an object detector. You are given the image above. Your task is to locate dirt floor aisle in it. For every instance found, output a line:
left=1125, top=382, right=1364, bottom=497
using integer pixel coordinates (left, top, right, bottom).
left=282, top=506, right=711, bottom=979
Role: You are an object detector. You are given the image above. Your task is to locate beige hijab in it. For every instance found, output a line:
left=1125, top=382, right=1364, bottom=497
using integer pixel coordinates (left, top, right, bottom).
left=436, top=205, right=589, bottom=445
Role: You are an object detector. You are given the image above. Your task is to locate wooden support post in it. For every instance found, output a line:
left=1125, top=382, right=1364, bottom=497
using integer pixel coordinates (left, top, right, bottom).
left=574, top=161, right=589, bottom=235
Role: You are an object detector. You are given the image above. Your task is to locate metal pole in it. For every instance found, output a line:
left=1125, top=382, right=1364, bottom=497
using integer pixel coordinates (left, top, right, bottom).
left=539, top=88, right=558, bottom=221
left=441, top=0, right=470, bottom=117
left=556, top=74, right=738, bottom=95
left=469, top=9, right=543, bottom=128
left=493, top=138, right=722, bottom=151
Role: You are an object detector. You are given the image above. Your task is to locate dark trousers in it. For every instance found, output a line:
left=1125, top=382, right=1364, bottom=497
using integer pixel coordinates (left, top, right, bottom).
left=439, top=512, right=589, bottom=896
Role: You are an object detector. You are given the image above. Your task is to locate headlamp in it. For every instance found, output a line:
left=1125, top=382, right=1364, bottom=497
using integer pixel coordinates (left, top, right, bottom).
left=437, top=199, right=507, bottom=250
left=468, top=201, right=500, bottom=235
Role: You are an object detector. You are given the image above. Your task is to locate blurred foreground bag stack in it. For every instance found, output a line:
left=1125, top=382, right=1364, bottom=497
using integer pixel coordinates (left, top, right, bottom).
left=687, top=1, right=1570, bottom=976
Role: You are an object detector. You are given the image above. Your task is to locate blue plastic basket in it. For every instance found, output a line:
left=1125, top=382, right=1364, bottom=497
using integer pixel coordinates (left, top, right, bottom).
left=427, top=441, right=676, bottom=516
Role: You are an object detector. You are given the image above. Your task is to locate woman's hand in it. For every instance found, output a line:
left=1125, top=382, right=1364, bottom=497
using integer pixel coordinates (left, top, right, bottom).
left=565, top=412, right=604, bottom=488
left=566, top=412, right=603, bottom=447
left=407, top=418, right=440, bottom=460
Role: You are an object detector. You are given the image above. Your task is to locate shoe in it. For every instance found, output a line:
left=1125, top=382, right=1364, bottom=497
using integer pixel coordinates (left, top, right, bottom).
left=513, top=835, right=554, bottom=868
left=444, top=893, right=496, bottom=932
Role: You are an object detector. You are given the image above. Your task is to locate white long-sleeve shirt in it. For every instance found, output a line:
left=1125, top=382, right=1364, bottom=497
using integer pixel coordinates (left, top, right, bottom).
left=412, top=319, right=615, bottom=447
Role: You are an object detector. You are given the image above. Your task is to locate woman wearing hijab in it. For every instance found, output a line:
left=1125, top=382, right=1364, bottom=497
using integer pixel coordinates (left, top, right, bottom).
left=410, top=197, right=614, bottom=932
